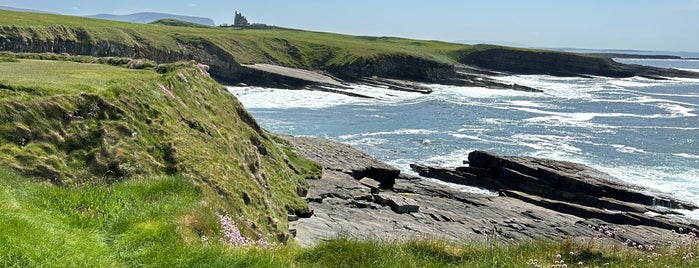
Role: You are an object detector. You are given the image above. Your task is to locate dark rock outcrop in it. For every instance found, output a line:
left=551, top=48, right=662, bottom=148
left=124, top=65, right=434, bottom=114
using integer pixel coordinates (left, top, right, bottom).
left=327, top=54, right=455, bottom=82
left=283, top=136, right=699, bottom=247
left=458, top=48, right=699, bottom=79
left=411, top=151, right=698, bottom=230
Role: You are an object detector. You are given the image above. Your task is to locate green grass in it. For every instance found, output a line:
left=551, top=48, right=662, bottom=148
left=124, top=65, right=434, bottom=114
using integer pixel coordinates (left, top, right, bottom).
left=1, top=168, right=696, bottom=268
left=0, top=57, right=317, bottom=242
left=0, top=9, right=474, bottom=69
left=0, top=58, right=159, bottom=97
left=1, top=9, right=603, bottom=83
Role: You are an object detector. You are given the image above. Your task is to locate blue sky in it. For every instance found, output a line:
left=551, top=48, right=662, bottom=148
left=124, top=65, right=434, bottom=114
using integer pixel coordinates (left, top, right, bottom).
left=2, top=0, right=698, bottom=52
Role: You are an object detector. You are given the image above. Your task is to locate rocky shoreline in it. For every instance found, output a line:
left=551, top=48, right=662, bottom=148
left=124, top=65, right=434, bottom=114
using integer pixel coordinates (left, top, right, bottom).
left=282, top=135, right=699, bottom=248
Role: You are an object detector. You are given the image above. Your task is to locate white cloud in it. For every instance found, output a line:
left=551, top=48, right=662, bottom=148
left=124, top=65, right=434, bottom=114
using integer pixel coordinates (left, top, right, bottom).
left=189, top=3, right=198, bottom=7
left=69, top=6, right=79, bottom=11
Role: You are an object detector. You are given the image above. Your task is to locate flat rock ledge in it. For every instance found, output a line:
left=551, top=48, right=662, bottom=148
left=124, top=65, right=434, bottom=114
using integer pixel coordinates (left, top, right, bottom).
left=282, top=136, right=699, bottom=248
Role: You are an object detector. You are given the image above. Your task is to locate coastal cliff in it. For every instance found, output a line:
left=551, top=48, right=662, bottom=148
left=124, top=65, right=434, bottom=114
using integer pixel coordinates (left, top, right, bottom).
left=0, top=57, right=318, bottom=242
left=457, top=46, right=699, bottom=79
left=2, top=9, right=698, bottom=92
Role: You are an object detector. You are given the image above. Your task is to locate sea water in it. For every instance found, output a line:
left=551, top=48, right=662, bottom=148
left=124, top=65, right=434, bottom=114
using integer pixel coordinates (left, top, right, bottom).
left=228, top=59, right=699, bottom=211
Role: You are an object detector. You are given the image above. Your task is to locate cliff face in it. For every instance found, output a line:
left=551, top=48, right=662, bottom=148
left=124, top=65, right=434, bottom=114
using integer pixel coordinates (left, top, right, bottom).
left=327, top=54, right=455, bottom=82
left=458, top=48, right=699, bottom=79
left=0, top=25, right=460, bottom=86
left=459, top=48, right=632, bottom=77
left=0, top=25, right=250, bottom=83
left=2, top=12, right=697, bottom=88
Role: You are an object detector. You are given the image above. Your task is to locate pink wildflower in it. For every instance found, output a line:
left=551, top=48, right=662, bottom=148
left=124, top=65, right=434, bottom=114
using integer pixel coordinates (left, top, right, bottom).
left=157, top=83, right=175, bottom=98
left=217, top=213, right=277, bottom=248
left=197, top=63, right=210, bottom=77
left=177, top=72, right=188, bottom=82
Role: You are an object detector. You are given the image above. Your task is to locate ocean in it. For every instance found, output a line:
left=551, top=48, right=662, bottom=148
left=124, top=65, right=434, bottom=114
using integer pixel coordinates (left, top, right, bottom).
left=228, top=59, right=699, bottom=217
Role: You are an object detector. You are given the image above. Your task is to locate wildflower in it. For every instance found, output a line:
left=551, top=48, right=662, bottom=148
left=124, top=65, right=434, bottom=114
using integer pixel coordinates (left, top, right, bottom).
left=217, top=213, right=277, bottom=248
left=218, top=213, right=251, bottom=246
left=201, top=235, right=209, bottom=242
left=197, top=63, right=210, bottom=77
left=177, top=72, right=188, bottom=82
left=157, top=83, right=175, bottom=98
left=556, top=253, right=562, bottom=260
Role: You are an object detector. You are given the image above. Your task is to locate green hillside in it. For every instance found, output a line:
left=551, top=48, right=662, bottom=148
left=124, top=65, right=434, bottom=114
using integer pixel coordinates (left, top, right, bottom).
left=0, top=55, right=320, bottom=245
left=0, top=9, right=467, bottom=69
left=5, top=9, right=695, bottom=84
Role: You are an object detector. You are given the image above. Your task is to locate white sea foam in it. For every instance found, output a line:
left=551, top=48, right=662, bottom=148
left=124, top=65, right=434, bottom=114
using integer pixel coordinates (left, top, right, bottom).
left=428, top=84, right=539, bottom=99
left=514, top=106, right=690, bottom=124
left=228, top=86, right=366, bottom=109
left=674, top=153, right=699, bottom=159
left=338, top=129, right=441, bottom=140
left=227, top=84, right=426, bottom=109
left=658, top=103, right=697, bottom=117
left=425, top=178, right=500, bottom=196
left=593, top=164, right=699, bottom=207
left=511, top=134, right=584, bottom=158
left=421, top=148, right=473, bottom=168
left=608, top=77, right=668, bottom=88
left=505, top=100, right=551, bottom=108
left=613, top=96, right=697, bottom=107
left=611, top=144, right=647, bottom=154
left=678, top=68, right=699, bottom=73
left=340, top=137, right=389, bottom=148
left=677, top=209, right=699, bottom=221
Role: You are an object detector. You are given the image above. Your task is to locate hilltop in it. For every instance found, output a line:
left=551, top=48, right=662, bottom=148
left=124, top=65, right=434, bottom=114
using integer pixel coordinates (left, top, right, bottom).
left=87, top=12, right=215, bottom=26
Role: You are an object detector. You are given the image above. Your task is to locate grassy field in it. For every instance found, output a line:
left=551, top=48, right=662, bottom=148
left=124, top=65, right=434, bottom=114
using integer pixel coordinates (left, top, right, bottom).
left=0, top=57, right=320, bottom=244
left=0, top=9, right=496, bottom=70
left=1, top=164, right=697, bottom=266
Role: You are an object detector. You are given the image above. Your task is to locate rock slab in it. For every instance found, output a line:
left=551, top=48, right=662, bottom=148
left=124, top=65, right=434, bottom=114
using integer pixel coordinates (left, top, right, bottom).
left=282, top=136, right=699, bottom=248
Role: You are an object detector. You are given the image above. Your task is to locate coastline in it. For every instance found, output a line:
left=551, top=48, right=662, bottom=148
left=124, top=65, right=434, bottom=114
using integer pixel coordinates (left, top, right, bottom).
left=282, top=135, right=699, bottom=247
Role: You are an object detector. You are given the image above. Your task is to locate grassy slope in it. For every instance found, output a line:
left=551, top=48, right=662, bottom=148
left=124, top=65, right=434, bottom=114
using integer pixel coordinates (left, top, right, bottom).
left=0, top=9, right=487, bottom=69
left=2, top=166, right=696, bottom=267
left=0, top=57, right=320, bottom=245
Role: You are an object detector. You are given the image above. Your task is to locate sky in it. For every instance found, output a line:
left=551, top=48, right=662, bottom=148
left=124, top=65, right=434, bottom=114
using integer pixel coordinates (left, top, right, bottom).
left=1, top=0, right=698, bottom=52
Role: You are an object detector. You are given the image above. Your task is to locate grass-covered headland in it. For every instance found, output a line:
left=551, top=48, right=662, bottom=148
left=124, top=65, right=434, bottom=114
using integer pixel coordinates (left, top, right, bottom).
left=5, top=8, right=696, bottom=87
left=0, top=52, right=696, bottom=268
left=1, top=8, right=698, bottom=266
